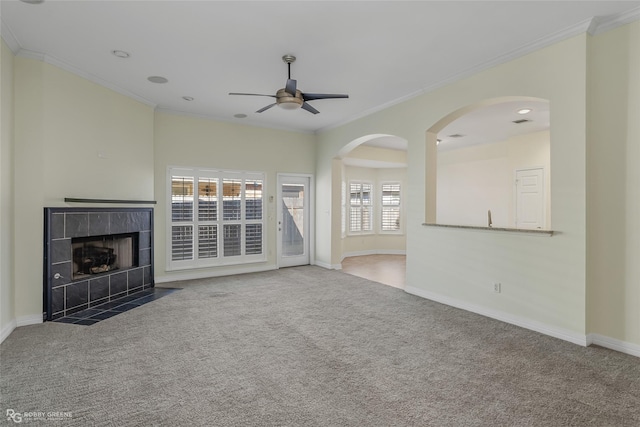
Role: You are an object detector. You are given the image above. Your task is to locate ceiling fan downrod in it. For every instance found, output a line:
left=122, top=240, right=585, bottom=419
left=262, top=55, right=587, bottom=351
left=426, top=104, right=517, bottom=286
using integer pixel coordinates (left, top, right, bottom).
left=282, top=54, right=296, bottom=79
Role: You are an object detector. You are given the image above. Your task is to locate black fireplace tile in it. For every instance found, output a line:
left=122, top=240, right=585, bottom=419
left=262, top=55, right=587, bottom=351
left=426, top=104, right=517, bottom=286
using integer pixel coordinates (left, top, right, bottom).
left=51, top=286, right=65, bottom=314
left=51, top=238, right=71, bottom=264
left=89, top=297, right=109, bottom=308
left=65, top=213, right=89, bottom=238
left=89, top=212, right=110, bottom=236
left=50, top=288, right=180, bottom=326
left=51, top=262, right=72, bottom=287
left=139, top=231, right=151, bottom=249
left=66, top=303, right=89, bottom=316
left=51, top=311, right=66, bottom=320
left=128, top=268, right=143, bottom=290
left=51, top=213, right=65, bottom=239
left=89, top=276, right=110, bottom=302
left=143, top=266, right=151, bottom=286
left=109, top=212, right=129, bottom=234
left=131, top=211, right=151, bottom=232
left=67, top=308, right=103, bottom=319
left=110, top=271, right=128, bottom=295
left=65, top=281, right=88, bottom=310
left=54, top=317, right=80, bottom=324
left=111, top=303, right=139, bottom=312
left=88, top=310, right=120, bottom=321
left=139, top=248, right=151, bottom=267
left=92, top=300, right=121, bottom=310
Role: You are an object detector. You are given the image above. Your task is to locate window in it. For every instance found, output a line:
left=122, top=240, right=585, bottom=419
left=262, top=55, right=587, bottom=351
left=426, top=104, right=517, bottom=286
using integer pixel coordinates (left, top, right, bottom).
left=168, top=167, right=265, bottom=269
left=381, top=183, right=401, bottom=232
left=349, top=182, right=373, bottom=233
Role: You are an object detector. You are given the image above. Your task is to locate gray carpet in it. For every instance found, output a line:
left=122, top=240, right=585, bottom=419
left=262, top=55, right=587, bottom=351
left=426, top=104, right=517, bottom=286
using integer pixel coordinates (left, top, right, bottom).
left=1, top=266, right=639, bottom=426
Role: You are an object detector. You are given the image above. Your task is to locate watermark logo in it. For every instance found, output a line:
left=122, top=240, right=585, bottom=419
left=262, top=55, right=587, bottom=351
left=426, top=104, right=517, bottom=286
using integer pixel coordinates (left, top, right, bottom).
left=6, top=409, right=73, bottom=423
left=6, top=409, right=22, bottom=423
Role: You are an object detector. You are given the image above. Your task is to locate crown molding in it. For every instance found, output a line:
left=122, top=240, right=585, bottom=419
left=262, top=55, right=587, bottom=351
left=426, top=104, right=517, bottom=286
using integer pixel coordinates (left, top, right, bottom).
left=318, top=11, right=639, bottom=134
left=0, top=17, right=21, bottom=53
left=15, top=48, right=157, bottom=108
left=154, top=107, right=314, bottom=135
left=588, top=6, right=640, bottom=36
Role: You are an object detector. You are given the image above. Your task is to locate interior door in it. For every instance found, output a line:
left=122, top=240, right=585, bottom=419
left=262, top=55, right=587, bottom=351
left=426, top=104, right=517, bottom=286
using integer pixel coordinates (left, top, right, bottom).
left=515, top=168, right=545, bottom=229
left=277, top=175, right=310, bottom=267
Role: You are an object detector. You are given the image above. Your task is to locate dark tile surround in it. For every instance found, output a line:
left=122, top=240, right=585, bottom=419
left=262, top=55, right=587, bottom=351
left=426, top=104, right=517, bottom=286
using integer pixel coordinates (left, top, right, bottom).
left=53, top=287, right=178, bottom=325
left=43, top=207, right=154, bottom=320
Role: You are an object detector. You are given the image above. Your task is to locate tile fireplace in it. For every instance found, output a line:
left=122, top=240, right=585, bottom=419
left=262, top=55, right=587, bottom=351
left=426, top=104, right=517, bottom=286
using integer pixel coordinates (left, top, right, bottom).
left=43, top=207, right=154, bottom=320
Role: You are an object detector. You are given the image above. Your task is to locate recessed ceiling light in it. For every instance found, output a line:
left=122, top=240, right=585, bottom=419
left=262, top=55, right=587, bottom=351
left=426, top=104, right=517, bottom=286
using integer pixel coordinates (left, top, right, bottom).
left=182, top=96, right=194, bottom=101
left=147, top=76, right=168, bottom=84
left=517, top=108, right=532, bottom=115
left=436, top=139, right=441, bottom=145
left=19, top=0, right=45, bottom=4
left=112, top=50, right=130, bottom=59
left=234, top=114, right=248, bottom=119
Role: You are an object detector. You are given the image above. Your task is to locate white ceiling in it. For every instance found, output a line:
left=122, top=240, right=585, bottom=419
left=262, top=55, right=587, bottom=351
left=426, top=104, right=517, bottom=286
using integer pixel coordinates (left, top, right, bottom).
left=1, top=1, right=638, bottom=135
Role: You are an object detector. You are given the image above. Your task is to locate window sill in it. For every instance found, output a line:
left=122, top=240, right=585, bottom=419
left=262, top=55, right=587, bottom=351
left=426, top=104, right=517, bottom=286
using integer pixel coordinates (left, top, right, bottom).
left=422, top=223, right=554, bottom=236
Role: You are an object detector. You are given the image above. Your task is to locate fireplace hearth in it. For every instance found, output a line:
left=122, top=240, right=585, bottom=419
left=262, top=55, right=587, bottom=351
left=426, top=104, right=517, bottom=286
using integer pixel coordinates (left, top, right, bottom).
left=43, top=207, right=154, bottom=320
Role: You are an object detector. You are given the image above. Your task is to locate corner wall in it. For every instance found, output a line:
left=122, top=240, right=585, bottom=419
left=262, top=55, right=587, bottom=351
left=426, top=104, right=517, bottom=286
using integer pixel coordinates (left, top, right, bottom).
left=586, top=21, right=640, bottom=351
left=12, top=57, right=154, bottom=324
left=0, top=40, right=15, bottom=340
left=317, top=33, right=589, bottom=343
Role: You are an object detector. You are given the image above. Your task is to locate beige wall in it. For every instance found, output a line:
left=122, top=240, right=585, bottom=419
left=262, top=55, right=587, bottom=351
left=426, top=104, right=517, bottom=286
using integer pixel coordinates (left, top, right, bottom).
left=586, top=21, right=640, bottom=346
left=342, top=164, right=407, bottom=257
left=153, top=111, right=316, bottom=281
left=2, top=20, right=638, bottom=352
left=1, top=40, right=15, bottom=335
left=12, top=57, right=154, bottom=321
left=317, top=33, right=589, bottom=340
left=437, top=130, right=550, bottom=228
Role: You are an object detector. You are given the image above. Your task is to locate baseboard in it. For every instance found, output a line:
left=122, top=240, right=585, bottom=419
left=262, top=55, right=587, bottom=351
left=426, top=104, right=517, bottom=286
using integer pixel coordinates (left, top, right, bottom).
left=587, top=333, right=640, bottom=358
left=405, top=285, right=588, bottom=347
left=314, top=260, right=342, bottom=270
left=16, top=314, right=43, bottom=328
left=155, top=265, right=277, bottom=284
left=1, top=320, right=17, bottom=344
left=341, top=249, right=406, bottom=261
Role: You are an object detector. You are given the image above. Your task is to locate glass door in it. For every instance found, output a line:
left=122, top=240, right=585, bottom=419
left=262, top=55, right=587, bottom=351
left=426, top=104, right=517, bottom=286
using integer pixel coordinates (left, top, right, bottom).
left=277, top=175, right=310, bottom=267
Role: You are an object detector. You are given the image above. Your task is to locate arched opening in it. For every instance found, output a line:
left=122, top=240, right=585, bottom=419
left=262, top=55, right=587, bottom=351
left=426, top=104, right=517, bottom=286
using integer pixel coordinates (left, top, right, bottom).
left=426, top=96, right=551, bottom=230
left=336, top=134, right=408, bottom=289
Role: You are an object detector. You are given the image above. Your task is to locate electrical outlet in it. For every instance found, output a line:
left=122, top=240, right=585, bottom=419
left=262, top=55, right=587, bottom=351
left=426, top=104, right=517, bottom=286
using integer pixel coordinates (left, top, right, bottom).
left=493, top=283, right=501, bottom=293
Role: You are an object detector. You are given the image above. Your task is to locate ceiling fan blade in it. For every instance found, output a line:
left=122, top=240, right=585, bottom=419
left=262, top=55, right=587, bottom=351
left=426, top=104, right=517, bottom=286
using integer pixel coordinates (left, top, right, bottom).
left=256, top=103, right=277, bottom=113
left=301, top=102, right=320, bottom=115
left=285, top=79, right=297, bottom=96
left=229, top=92, right=276, bottom=98
left=302, top=93, right=349, bottom=101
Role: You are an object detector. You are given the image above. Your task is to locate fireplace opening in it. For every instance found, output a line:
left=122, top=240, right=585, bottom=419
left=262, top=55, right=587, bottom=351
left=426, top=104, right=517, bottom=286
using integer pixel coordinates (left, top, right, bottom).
left=72, top=232, right=139, bottom=281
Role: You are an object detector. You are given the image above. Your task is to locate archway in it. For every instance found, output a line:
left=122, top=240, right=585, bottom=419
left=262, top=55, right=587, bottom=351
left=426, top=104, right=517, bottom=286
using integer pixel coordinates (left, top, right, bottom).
left=426, top=96, right=551, bottom=229
left=336, top=134, right=408, bottom=288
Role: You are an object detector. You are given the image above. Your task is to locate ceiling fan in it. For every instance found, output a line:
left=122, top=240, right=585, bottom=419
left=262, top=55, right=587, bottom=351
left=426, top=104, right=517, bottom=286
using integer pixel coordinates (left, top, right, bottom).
left=229, top=55, right=349, bottom=115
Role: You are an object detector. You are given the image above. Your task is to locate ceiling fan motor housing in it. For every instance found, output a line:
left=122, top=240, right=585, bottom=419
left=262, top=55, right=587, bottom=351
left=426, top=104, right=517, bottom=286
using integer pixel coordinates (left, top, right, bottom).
left=276, top=88, right=303, bottom=110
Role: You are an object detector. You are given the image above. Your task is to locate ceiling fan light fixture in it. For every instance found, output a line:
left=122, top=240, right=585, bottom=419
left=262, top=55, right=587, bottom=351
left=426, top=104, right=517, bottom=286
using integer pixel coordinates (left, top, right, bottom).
left=276, top=88, right=303, bottom=110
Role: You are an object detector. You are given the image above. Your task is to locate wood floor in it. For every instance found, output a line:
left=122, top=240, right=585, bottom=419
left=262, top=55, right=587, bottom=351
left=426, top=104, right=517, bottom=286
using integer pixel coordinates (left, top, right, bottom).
left=340, top=254, right=406, bottom=289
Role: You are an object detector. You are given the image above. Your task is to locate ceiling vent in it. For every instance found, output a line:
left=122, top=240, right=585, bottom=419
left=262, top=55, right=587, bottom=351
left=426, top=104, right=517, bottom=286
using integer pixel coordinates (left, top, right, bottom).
left=512, top=118, right=531, bottom=124
left=447, top=133, right=465, bottom=138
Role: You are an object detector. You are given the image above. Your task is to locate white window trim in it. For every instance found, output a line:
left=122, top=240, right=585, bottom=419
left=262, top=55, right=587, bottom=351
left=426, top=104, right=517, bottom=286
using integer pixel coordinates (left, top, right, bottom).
left=379, top=181, right=403, bottom=235
left=348, top=180, right=375, bottom=236
left=167, top=166, right=266, bottom=271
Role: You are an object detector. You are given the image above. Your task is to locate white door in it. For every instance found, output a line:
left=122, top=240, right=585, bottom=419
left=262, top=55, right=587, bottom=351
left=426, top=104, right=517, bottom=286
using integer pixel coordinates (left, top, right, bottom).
left=277, top=175, right=311, bottom=267
left=515, top=168, right=545, bottom=229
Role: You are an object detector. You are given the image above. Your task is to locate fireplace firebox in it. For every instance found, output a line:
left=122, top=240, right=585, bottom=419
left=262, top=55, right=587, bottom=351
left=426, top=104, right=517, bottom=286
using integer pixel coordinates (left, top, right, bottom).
left=43, top=207, right=154, bottom=320
left=72, top=233, right=139, bottom=279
